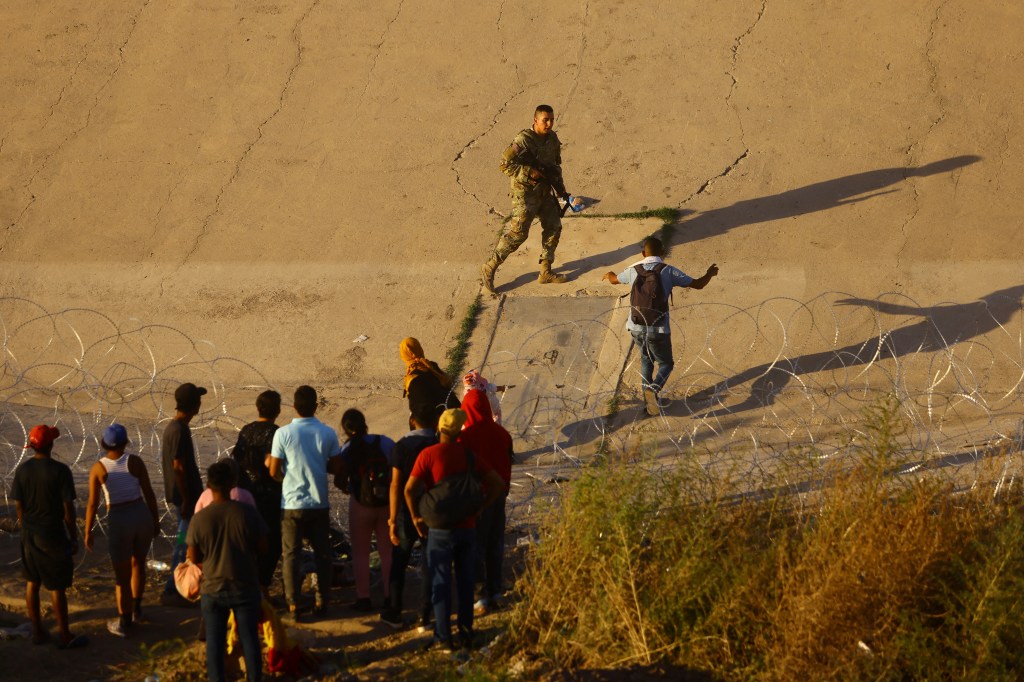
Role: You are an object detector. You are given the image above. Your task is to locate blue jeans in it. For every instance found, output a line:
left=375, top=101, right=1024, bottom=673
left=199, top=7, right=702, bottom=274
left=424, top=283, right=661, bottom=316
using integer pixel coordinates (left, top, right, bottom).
left=427, top=527, right=476, bottom=645
left=631, top=330, right=674, bottom=392
left=164, top=507, right=189, bottom=594
left=201, top=589, right=262, bottom=682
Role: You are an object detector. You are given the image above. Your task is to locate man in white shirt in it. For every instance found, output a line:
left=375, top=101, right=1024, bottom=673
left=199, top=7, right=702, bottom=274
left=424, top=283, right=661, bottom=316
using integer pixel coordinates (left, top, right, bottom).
left=602, top=237, right=719, bottom=415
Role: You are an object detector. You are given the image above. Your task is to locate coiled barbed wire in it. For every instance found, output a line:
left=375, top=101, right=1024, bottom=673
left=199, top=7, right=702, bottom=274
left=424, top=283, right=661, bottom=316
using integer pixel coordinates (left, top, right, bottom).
left=3, top=290, right=1023, bottom=556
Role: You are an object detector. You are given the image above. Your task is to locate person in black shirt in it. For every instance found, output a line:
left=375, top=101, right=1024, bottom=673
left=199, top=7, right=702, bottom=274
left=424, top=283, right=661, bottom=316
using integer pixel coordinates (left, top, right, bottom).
left=160, top=382, right=207, bottom=604
left=231, top=390, right=282, bottom=598
left=12, top=425, right=88, bottom=649
left=380, top=405, right=438, bottom=630
left=187, top=460, right=267, bottom=682
left=399, top=337, right=459, bottom=428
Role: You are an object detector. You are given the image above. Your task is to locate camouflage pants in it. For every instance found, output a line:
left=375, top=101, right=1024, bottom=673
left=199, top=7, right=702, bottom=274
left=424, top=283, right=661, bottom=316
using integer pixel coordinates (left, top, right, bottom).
left=493, top=190, right=562, bottom=265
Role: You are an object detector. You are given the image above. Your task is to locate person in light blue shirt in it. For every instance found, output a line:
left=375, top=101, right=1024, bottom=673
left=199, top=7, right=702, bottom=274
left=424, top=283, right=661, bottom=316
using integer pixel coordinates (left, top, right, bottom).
left=269, top=385, right=342, bottom=621
left=603, top=236, right=719, bottom=415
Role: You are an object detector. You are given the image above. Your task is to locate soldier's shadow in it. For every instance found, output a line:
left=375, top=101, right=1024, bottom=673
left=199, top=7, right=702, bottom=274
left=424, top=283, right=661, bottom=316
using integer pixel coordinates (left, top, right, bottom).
left=496, top=154, right=981, bottom=293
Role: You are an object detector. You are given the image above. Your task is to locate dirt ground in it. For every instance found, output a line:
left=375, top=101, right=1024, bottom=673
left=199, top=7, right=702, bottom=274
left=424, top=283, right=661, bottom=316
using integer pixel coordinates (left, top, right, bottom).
left=0, top=529, right=508, bottom=681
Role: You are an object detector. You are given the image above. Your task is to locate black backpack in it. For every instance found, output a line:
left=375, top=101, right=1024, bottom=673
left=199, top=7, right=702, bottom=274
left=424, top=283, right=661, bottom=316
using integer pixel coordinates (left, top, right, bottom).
left=630, top=263, right=669, bottom=326
left=420, top=448, right=485, bottom=529
left=350, top=436, right=391, bottom=508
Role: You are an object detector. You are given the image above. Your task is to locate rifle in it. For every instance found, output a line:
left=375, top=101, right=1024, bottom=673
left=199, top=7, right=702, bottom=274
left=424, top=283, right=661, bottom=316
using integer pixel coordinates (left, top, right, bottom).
left=513, top=147, right=583, bottom=216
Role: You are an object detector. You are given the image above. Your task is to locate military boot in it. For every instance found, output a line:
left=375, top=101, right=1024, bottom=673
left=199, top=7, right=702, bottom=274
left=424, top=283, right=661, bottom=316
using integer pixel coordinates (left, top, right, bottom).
left=537, top=260, right=568, bottom=284
left=481, top=257, right=500, bottom=294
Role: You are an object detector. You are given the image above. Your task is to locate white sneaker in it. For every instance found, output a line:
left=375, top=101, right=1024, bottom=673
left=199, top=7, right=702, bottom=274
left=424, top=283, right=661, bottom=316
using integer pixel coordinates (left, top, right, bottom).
left=107, top=619, right=127, bottom=638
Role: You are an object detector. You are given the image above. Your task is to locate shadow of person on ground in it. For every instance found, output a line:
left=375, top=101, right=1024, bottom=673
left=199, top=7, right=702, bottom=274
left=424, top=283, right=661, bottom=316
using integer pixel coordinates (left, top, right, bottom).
left=540, top=155, right=981, bottom=289
left=496, top=155, right=980, bottom=298
left=674, top=155, right=982, bottom=245
left=689, top=284, right=1024, bottom=418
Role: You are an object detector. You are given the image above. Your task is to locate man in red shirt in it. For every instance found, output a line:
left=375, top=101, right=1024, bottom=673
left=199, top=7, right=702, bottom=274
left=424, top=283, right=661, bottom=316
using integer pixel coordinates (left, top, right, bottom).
left=404, top=409, right=506, bottom=652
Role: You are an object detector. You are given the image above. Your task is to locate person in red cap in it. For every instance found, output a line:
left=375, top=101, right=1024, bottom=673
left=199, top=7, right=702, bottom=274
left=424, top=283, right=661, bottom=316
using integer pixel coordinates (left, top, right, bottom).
left=12, top=424, right=88, bottom=649
left=160, top=382, right=208, bottom=605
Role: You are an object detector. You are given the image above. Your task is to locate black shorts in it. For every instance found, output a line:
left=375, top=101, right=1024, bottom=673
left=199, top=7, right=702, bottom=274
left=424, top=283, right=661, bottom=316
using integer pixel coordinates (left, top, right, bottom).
left=21, top=527, right=74, bottom=591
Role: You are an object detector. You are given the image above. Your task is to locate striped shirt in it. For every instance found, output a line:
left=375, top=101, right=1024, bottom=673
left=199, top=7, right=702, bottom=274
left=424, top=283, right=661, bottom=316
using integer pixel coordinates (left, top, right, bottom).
left=100, top=452, right=142, bottom=506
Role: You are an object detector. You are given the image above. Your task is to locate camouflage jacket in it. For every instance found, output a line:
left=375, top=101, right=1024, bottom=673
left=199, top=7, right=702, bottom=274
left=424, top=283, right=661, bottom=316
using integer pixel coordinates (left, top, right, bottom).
left=499, top=128, right=563, bottom=195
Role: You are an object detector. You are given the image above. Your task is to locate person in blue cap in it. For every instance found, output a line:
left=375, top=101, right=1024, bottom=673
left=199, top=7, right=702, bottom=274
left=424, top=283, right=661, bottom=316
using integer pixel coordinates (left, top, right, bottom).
left=84, top=423, right=161, bottom=637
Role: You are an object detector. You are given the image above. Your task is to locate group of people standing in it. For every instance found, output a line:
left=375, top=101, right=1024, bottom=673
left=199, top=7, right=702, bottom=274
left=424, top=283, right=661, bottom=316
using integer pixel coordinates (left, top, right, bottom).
left=12, top=336, right=513, bottom=680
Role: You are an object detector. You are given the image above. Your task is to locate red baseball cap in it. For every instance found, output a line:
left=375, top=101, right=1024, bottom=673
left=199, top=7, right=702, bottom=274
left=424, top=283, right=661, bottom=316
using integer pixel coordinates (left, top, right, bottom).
left=26, top=424, right=60, bottom=450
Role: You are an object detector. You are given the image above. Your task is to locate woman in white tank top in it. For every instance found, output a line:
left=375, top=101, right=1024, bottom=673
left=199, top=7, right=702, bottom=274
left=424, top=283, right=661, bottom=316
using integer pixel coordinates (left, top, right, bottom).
left=83, top=424, right=160, bottom=638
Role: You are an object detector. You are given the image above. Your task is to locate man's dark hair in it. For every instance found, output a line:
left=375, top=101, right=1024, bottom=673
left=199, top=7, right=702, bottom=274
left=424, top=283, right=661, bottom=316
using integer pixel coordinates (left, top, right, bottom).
left=341, top=408, right=368, bottom=438
left=642, top=236, right=666, bottom=257
left=256, top=390, right=282, bottom=419
left=293, top=385, right=318, bottom=417
left=535, top=104, right=554, bottom=116
left=207, top=459, right=237, bottom=497
left=411, top=404, right=437, bottom=430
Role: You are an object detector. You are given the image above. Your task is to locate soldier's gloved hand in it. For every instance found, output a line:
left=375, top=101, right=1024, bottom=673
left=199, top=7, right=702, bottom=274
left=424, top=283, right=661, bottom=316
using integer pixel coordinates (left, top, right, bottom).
left=529, top=167, right=545, bottom=180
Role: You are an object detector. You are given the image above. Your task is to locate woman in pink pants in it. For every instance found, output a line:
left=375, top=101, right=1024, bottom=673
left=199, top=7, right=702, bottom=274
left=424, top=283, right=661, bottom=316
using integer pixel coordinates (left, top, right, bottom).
left=337, top=409, right=395, bottom=612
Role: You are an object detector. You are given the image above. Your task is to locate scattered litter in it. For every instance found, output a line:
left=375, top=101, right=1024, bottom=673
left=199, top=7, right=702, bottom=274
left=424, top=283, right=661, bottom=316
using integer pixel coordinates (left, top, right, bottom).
left=146, top=559, right=170, bottom=572
left=857, top=640, right=874, bottom=656
left=0, top=622, right=31, bottom=640
left=353, top=334, right=368, bottom=343
left=523, top=471, right=570, bottom=485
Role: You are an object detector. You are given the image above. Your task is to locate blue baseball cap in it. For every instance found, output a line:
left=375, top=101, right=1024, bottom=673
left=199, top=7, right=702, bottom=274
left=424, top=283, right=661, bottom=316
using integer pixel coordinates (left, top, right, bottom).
left=102, top=423, right=129, bottom=449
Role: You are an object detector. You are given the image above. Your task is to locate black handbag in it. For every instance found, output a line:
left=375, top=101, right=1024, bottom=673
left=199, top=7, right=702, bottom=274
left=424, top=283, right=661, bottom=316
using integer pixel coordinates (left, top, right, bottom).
left=420, top=448, right=484, bottom=529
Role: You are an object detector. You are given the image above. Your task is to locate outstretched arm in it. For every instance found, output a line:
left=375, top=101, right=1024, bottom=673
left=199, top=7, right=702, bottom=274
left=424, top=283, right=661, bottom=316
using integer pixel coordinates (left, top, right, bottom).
left=601, top=271, right=621, bottom=285
left=835, top=297, right=924, bottom=316
left=686, top=264, right=719, bottom=290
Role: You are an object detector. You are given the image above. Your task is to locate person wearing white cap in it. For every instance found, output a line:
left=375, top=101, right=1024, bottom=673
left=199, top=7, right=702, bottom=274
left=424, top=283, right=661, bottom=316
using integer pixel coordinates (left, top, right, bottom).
left=83, top=424, right=160, bottom=637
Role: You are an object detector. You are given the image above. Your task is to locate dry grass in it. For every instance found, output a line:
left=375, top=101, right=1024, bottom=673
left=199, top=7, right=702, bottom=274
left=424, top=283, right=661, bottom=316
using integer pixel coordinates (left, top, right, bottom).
left=500, top=396, right=1024, bottom=680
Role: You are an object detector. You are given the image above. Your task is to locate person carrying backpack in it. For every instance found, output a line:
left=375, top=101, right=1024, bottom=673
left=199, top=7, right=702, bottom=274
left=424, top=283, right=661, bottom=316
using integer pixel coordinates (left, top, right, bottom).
left=602, top=236, right=719, bottom=416
left=337, top=408, right=396, bottom=612
left=404, top=408, right=507, bottom=652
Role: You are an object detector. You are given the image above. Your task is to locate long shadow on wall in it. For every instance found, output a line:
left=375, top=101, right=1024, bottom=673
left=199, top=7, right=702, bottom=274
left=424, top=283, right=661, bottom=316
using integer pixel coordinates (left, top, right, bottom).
left=554, top=155, right=981, bottom=282
left=688, top=284, right=1024, bottom=418
left=674, top=154, right=981, bottom=244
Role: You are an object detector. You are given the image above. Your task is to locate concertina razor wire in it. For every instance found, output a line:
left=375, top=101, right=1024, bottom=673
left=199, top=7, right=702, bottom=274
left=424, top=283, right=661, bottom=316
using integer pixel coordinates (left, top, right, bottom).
left=2, top=290, right=1023, bottom=561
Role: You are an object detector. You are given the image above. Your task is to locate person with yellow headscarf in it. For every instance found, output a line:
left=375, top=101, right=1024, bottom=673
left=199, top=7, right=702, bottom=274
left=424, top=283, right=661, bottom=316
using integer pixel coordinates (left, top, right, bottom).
left=399, top=338, right=459, bottom=428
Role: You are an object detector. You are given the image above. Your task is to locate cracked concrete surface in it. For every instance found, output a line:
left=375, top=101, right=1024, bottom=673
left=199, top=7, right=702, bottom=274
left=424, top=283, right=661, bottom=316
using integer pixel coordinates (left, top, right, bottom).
left=0, top=0, right=1020, bottom=406
left=361, top=0, right=405, bottom=100
left=177, top=0, right=322, bottom=269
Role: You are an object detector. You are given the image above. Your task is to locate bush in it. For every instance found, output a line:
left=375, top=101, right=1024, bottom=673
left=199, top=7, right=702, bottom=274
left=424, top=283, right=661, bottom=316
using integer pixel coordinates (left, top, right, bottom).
left=502, top=396, right=1024, bottom=680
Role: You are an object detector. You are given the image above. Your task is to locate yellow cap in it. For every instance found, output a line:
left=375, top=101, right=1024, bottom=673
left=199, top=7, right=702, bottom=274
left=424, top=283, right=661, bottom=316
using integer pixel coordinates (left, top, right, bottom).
left=438, top=408, right=467, bottom=435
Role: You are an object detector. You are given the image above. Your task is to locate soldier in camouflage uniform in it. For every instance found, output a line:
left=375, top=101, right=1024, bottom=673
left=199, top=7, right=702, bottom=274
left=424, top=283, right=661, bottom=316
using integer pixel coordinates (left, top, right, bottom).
left=481, top=104, right=570, bottom=293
